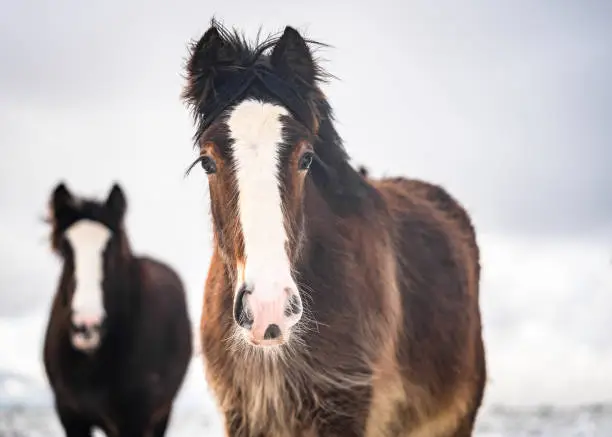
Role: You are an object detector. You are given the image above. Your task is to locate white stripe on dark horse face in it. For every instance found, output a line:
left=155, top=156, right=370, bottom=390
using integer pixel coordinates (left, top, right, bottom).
left=227, top=99, right=303, bottom=344
left=64, top=219, right=111, bottom=351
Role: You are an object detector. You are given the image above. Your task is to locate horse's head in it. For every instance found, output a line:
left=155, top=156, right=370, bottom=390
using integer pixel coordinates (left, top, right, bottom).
left=48, top=182, right=130, bottom=353
left=181, top=21, right=342, bottom=348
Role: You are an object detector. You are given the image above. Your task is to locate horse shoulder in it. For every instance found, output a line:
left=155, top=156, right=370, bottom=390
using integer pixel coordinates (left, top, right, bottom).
left=367, top=176, right=485, bottom=435
left=129, top=257, right=192, bottom=363
left=372, top=176, right=479, bottom=289
left=119, top=257, right=192, bottom=406
left=136, top=257, right=185, bottom=295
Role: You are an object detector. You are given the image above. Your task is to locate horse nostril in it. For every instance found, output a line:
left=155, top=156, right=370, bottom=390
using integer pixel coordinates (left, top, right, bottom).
left=263, top=324, right=281, bottom=340
left=284, top=294, right=302, bottom=317
left=233, top=284, right=253, bottom=329
left=71, top=322, right=86, bottom=335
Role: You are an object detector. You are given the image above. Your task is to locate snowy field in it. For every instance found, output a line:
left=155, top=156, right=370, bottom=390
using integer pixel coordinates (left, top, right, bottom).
left=2, top=403, right=612, bottom=437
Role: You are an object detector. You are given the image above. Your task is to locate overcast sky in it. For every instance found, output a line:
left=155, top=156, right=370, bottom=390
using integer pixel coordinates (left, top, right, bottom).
left=0, top=0, right=610, bottom=411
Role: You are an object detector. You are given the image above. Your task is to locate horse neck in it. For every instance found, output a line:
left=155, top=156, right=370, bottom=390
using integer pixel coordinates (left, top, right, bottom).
left=298, top=112, right=387, bottom=273
left=106, top=252, right=139, bottom=322
left=299, top=145, right=354, bottom=263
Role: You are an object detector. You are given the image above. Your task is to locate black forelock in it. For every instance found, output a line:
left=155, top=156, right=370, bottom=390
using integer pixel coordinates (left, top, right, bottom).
left=54, top=199, right=118, bottom=235
left=182, top=19, right=334, bottom=146
left=181, top=20, right=385, bottom=219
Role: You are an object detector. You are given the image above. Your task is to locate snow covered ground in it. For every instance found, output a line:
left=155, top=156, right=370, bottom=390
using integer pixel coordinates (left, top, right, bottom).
left=2, top=403, right=612, bottom=437
left=2, top=358, right=611, bottom=436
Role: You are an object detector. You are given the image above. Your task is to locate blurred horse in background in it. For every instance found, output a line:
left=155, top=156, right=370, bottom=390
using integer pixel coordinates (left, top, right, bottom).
left=43, top=182, right=192, bottom=437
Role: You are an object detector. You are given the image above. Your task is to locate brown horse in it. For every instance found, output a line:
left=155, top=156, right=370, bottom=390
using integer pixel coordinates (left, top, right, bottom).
left=43, top=182, right=192, bottom=437
left=181, top=21, right=486, bottom=437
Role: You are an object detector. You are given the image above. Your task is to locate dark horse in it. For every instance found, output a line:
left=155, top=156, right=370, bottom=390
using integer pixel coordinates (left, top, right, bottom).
left=43, top=182, right=192, bottom=437
left=181, top=21, right=486, bottom=437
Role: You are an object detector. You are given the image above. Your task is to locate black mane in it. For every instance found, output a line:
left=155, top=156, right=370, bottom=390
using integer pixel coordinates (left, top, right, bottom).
left=52, top=198, right=113, bottom=232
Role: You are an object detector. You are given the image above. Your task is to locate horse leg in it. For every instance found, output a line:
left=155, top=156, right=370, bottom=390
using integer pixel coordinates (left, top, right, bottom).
left=117, top=424, right=149, bottom=437
left=449, top=409, right=479, bottom=437
left=151, top=408, right=172, bottom=437
left=115, top=402, right=174, bottom=437
left=55, top=403, right=93, bottom=437
left=115, top=405, right=151, bottom=437
left=450, top=423, right=475, bottom=437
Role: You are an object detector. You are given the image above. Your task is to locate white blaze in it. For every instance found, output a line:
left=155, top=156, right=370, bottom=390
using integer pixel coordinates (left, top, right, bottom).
left=65, top=220, right=111, bottom=321
left=227, top=99, right=296, bottom=300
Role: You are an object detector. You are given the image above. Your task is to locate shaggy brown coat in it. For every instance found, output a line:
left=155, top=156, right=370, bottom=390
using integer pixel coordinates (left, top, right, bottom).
left=183, top=21, right=486, bottom=437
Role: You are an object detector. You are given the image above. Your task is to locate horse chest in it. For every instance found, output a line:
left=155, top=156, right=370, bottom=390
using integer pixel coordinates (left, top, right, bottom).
left=49, top=348, right=123, bottom=405
left=244, top=369, right=297, bottom=429
left=213, top=356, right=316, bottom=436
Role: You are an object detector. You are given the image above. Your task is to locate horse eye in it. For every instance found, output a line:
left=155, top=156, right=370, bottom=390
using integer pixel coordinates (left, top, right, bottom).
left=200, top=156, right=217, bottom=174
left=298, top=152, right=314, bottom=171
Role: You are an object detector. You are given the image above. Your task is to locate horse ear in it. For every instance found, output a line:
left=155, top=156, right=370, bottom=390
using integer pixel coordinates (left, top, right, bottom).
left=51, top=182, right=74, bottom=218
left=105, top=183, right=127, bottom=222
left=182, top=23, right=241, bottom=109
left=270, top=26, right=316, bottom=87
